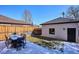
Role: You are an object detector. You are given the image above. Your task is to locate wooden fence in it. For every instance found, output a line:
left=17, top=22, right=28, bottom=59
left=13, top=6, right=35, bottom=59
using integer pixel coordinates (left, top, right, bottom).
left=0, top=24, right=37, bottom=40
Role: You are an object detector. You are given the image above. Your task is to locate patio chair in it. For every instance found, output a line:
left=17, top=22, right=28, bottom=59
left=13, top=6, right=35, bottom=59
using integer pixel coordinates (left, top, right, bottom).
left=21, top=34, right=27, bottom=48
left=17, top=34, right=26, bottom=49
left=5, top=35, right=11, bottom=48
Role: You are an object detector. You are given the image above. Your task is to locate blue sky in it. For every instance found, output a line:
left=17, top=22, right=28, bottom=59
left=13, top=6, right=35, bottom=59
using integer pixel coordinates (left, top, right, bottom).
left=0, top=5, right=70, bottom=25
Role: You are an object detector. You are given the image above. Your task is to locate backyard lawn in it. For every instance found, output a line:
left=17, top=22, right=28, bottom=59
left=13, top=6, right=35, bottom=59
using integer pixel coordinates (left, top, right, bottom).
left=26, top=35, right=79, bottom=54
left=26, top=35, right=42, bottom=43
left=26, top=35, right=65, bottom=49
left=0, top=35, right=79, bottom=54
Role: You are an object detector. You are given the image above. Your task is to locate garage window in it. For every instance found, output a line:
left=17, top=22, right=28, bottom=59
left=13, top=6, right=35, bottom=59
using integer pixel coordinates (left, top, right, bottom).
left=49, top=28, right=55, bottom=34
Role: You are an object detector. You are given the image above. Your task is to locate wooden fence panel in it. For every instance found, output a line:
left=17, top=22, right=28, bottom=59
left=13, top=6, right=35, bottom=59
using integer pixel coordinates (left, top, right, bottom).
left=0, top=25, right=37, bottom=40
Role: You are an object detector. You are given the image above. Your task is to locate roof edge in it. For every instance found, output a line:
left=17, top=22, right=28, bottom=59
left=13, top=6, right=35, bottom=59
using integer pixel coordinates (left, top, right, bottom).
left=41, top=21, right=79, bottom=25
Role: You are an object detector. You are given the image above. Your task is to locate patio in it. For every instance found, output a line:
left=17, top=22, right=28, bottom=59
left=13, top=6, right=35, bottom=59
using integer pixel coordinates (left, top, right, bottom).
left=0, top=41, right=51, bottom=54
left=0, top=40, right=79, bottom=54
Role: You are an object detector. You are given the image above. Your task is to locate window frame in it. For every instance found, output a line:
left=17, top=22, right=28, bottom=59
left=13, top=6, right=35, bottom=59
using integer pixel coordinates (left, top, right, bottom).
left=49, top=28, right=55, bottom=34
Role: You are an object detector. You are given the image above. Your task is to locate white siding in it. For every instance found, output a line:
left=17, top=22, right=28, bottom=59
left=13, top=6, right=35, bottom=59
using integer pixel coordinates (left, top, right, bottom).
left=42, top=23, right=79, bottom=42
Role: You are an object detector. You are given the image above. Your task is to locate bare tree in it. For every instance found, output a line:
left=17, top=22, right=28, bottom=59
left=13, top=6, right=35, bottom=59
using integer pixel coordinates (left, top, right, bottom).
left=66, top=6, right=79, bottom=20
left=23, top=10, right=33, bottom=25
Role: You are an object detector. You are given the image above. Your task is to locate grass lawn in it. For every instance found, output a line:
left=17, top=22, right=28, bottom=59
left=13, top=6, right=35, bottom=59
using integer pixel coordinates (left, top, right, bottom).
left=26, top=35, right=42, bottom=43
left=26, top=35, right=64, bottom=49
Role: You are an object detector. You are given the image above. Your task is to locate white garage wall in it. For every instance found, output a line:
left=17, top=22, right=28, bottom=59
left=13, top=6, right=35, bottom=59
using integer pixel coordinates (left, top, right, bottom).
left=42, top=23, right=78, bottom=42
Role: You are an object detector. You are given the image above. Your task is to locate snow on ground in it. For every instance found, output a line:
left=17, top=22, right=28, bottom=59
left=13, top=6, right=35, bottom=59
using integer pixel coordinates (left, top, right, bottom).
left=0, top=41, right=6, bottom=52
left=47, top=42, right=79, bottom=54
left=0, top=41, right=52, bottom=54
left=0, top=41, right=79, bottom=54
left=63, top=42, right=79, bottom=54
